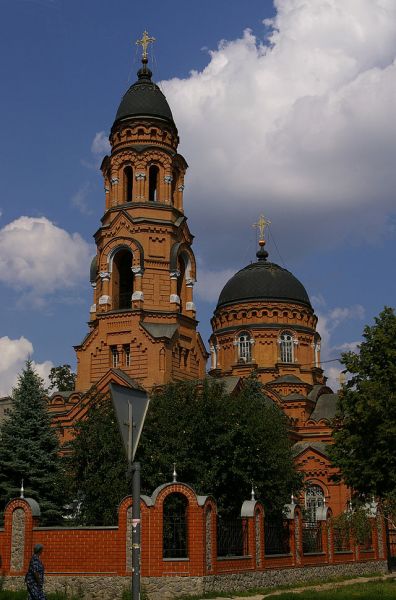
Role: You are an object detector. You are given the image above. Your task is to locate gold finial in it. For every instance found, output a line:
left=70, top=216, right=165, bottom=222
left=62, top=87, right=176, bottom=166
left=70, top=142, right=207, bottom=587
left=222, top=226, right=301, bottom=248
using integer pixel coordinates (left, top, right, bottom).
left=136, top=30, right=156, bottom=61
left=253, top=214, right=271, bottom=244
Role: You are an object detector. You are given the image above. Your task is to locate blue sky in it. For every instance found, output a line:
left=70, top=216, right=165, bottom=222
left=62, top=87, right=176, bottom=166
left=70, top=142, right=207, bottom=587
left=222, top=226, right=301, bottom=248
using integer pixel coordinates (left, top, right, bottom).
left=0, top=0, right=395, bottom=394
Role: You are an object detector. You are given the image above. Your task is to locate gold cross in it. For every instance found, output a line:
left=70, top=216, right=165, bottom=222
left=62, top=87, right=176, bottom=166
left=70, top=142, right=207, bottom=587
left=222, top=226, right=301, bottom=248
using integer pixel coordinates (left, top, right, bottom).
left=253, top=214, right=271, bottom=240
left=136, top=31, right=156, bottom=60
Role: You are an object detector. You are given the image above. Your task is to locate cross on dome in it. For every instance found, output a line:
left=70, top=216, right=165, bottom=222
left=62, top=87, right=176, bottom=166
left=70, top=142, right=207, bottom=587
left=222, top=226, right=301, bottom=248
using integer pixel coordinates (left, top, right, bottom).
left=136, top=30, right=156, bottom=61
left=253, top=214, right=271, bottom=243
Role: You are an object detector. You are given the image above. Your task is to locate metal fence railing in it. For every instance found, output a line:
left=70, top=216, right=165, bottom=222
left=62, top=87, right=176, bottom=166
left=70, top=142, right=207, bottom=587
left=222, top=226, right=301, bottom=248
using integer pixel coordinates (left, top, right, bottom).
left=264, top=519, right=290, bottom=555
left=334, top=527, right=351, bottom=552
left=217, top=517, right=248, bottom=557
left=163, top=514, right=188, bottom=558
left=302, top=521, right=323, bottom=554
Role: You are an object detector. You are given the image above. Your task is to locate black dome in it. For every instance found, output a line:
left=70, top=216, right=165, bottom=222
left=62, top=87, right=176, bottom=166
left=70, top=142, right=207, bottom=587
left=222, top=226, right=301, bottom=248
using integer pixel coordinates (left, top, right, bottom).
left=114, top=63, right=175, bottom=127
left=217, top=255, right=311, bottom=309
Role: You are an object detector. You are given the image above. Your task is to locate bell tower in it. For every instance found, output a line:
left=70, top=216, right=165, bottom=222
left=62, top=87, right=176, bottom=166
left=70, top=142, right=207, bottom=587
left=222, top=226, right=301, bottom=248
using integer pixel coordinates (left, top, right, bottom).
left=75, top=33, right=208, bottom=391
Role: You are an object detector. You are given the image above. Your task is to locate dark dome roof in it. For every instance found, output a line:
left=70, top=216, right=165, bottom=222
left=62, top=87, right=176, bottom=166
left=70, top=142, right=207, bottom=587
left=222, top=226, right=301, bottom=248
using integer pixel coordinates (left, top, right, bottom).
left=217, top=249, right=311, bottom=309
left=114, top=62, right=175, bottom=127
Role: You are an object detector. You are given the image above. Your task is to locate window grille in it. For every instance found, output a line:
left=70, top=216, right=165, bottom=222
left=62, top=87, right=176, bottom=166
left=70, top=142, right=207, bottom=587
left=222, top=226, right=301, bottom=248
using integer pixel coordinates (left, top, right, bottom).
left=305, top=483, right=325, bottom=522
left=238, top=332, right=252, bottom=363
left=280, top=332, right=294, bottom=363
left=124, top=345, right=131, bottom=367
left=111, top=347, right=119, bottom=368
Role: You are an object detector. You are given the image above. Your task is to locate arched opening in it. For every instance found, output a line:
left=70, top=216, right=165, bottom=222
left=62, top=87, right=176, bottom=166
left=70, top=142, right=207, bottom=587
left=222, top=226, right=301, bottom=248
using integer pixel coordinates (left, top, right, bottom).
left=237, top=331, right=252, bottom=363
left=123, top=166, right=133, bottom=202
left=163, top=493, right=188, bottom=558
left=171, top=169, right=178, bottom=205
left=111, top=249, right=133, bottom=310
left=149, top=165, right=159, bottom=201
left=177, top=254, right=187, bottom=312
left=280, top=331, right=294, bottom=363
left=305, top=483, right=325, bottom=522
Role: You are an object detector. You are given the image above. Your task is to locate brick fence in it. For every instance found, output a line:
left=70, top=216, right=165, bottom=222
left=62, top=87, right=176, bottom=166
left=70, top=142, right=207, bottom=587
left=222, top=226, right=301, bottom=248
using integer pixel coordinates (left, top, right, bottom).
left=0, top=482, right=388, bottom=599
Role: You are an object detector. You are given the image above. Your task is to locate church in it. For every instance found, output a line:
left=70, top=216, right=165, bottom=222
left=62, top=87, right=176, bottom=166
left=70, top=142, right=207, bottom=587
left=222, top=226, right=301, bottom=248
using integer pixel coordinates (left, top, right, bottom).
left=49, top=34, right=349, bottom=518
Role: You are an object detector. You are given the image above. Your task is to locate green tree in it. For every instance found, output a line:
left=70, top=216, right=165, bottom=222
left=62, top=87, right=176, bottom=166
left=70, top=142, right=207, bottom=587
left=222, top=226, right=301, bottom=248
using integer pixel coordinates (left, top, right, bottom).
left=66, top=389, right=129, bottom=525
left=0, top=361, right=66, bottom=523
left=67, top=376, right=301, bottom=523
left=137, top=376, right=301, bottom=516
left=48, top=364, right=76, bottom=392
left=330, top=307, right=396, bottom=506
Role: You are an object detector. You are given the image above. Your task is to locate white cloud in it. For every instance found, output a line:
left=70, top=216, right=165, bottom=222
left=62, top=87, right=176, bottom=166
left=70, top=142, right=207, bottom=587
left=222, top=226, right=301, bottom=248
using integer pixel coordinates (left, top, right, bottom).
left=334, top=341, right=360, bottom=353
left=161, top=0, right=396, bottom=261
left=0, top=217, right=92, bottom=301
left=71, top=182, right=93, bottom=215
left=195, top=267, right=236, bottom=303
left=0, top=336, right=53, bottom=397
left=325, top=366, right=344, bottom=394
left=316, top=301, right=365, bottom=390
left=91, top=131, right=111, bottom=156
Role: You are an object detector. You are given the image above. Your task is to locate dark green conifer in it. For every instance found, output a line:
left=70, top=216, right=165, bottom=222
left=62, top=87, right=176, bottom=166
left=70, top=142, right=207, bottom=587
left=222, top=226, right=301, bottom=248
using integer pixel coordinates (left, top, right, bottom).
left=66, top=389, right=129, bottom=525
left=0, top=361, right=65, bottom=524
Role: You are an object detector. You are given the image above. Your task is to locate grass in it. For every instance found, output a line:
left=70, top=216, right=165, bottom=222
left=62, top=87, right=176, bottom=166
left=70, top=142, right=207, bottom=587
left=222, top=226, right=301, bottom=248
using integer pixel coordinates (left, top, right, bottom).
left=263, top=579, right=396, bottom=599
left=173, top=572, right=390, bottom=599
left=0, top=575, right=392, bottom=600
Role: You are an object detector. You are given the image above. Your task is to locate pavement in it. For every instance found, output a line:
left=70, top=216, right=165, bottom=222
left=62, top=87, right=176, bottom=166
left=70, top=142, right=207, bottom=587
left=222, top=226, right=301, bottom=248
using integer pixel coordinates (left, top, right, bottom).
left=192, top=573, right=396, bottom=600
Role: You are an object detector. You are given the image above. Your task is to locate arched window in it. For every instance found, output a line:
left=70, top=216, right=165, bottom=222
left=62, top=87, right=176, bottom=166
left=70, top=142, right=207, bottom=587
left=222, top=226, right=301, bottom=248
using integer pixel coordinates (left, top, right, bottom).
left=163, top=493, right=188, bottom=558
left=171, top=169, right=178, bottom=205
left=305, top=483, right=325, bottom=522
left=149, top=165, right=159, bottom=201
left=123, top=166, right=133, bottom=202
left=237, top=332, right=252, bottom=363
left=111, top=249, right=133, bottom=310
left=177, top=255, right=187, bottom=312
left=280, top=331, right=294, bottom=363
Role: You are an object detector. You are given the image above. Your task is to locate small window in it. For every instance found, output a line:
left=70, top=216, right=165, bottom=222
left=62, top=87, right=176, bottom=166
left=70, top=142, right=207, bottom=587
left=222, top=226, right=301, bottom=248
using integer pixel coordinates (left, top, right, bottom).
left=111, top=346, right=119, bottom=368
left=237, top=332, right=252, bottom=363
left=124, top=344, right=131, bottom=367
left=280, top=332, right=294, bottom=363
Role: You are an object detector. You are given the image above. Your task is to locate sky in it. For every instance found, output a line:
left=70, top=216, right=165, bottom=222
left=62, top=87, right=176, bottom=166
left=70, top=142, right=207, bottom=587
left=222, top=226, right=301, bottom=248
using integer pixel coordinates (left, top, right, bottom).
left=0, top=0, right=395, bottom=395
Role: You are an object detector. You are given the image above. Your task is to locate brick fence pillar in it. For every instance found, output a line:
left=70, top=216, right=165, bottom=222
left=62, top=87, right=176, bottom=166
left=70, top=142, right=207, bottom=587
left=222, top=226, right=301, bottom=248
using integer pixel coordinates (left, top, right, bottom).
left=2, top=498, right=40, bottom=576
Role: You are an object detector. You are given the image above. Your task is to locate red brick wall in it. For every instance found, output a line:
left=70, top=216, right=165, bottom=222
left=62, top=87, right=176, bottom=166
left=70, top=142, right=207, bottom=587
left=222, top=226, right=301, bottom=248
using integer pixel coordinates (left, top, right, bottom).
left=0, top=486, right=387, bottom=581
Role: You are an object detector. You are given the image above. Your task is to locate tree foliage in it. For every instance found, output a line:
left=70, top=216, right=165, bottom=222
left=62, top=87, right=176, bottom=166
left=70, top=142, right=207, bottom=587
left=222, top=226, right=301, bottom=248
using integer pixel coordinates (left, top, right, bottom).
left=137, top=376, right=302, bottom=516
left=48, top=364, right=76, bottom=392
left=330, top=307, right=396, bottom=505
left=67, top=376, right=301, bottom=523
left=0, top=361, right=66, bottom=524
left=66, top=389, right=129, bottom=525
